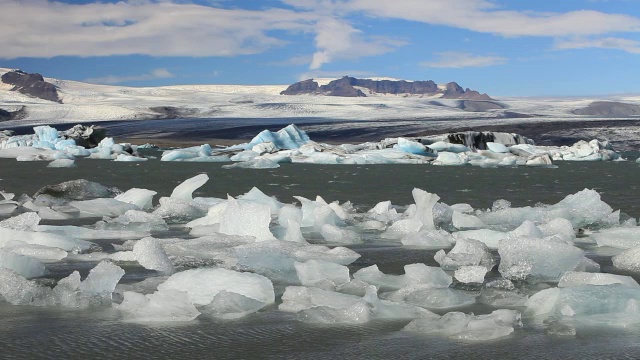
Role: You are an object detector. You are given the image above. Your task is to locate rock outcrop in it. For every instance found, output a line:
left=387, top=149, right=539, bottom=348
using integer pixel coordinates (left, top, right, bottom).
left=280, top=76, right=492, bottom=99
left=0, top=106, right=26, bottom=121
left=573, top=101, right=640, bottom=117
left=1, top=70, right=61, bottom=103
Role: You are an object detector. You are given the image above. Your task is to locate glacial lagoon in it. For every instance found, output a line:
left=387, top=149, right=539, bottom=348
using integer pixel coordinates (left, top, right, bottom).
left=1, top=155, right=640, bottom=359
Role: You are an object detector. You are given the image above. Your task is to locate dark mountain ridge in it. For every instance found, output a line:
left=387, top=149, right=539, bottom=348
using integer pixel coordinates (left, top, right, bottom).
left=281, top=76, right=492, bottom=100
left=1, top=70, right=62, bottom=103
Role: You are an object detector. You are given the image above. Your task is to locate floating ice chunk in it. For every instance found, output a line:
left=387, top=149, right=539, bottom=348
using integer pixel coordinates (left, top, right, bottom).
left=553, top=189, right=618, bottom=228
left=353, top=265, right=409, bottom=291
left=153, top=197, right=209, bottom=221
left=170, top=174, right=209, bottom=201
left=450, top=203, right=473, bottom=214
left=591, top=227, right=640, bottom=249
left=79, top=261, right=125, bottom=299
left=354, top=264, right=451, bottom=292
left=573, top=257, right=601, bottom=272
left=454, top=266, right=488, bottom=284
left=0, top=201, right=18, bottom=216
left=48, top=159, right=76, bottom=168
left=251, top=141, right=278, bottom=155
left=395, top=138, right=428, bottom=155
left=294, top=196, right=343, bottom=230
left=230, top=150, right=259, bottom=162
left=384, top=286, right=476, bottom=310
left=33, top=125, right=59, bottom=145
left=158, top=268, right=275, bottom=306
left=223, top=158, right=280, bottom=169
left=452, top=211, right=484, bottom=230
left=115, top=188, right=157, bottom=210
left=612, top=246, right=640, bottom=273
left=186, top=201, right=227, bottom=228
left=478, top=280, right=528, bottom=307
left=369, top=201, right=392, bottom=215
left=525, top=285, right=640, bottom=326
left=294, top=259, right=350, bottom=290
left=292, top=286, right=438, bottom=324
left=435, top=238, right=495, bottom=271
left=404, top=311, right=470, bottom=336
left=280, top=286, right=361, bottom=313
left=115, top=289, right=200, bottom=322
left=282, top=220, right=306, bottom=243
left=239, top=187, right=282, bottom=214
left=35, top=225, right=148, bottom=241
left=498, top=237, right=584, bottom=282
left=0, top=250, right=46, bottom=278
left=70, top=198, right=138, bottom=217
left=433, top=152, right=468, bottom=166
left=357, top=220, right=387, bottom=231
left=320, top=224, right=362, bottom=244
left=200, top=290, right=266, bottom=319
left=539, top=218, right=575, bottom=242
left=0, top=212, right=40, bottom=231
left=4, top=242, right=67, bottom=261
left=114, top=154, right=147, bottom=162
left=480, top=189, right=618, bottom=229
left=486, top=142, right=509, bottom=153
left=219, top=197, right=275, bottom=241
left=428, top=142, right=470, bottom=153
left=0, top=268, right=52, bottom=305
left=381, top=218, right=423, bottom=240
left=249, top=124, right=310, bottom=150
left=277, top=205, right=303, bottom=227
left=412, top=188, right=440, bottom=230
left=401, top=229, right=454, bottom=248
left=133, top=238, right=175, bottom=275
left=509, top=220, right=544, bottom=239
left=231, top=241, right=359, bottom=283
left=526, top=154, right=553, bottom=166
left=404, top=309, right=520, bottom=341
left=558, top=271, right=639, bottom=288
left=98, top=210, right=168, bottom=233
left=0, top=227, right=93, bottom=252
left=453, top=229, right=507, bottom=250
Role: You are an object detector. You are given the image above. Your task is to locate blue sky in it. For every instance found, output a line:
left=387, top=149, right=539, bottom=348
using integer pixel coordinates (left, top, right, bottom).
left=1, top=0, right=640, bottom=96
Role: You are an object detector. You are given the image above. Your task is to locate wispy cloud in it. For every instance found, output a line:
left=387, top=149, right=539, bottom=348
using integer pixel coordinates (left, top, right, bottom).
left=84, top=68, right=175, bottom=84
left=2, top=0, right=640, bottom=71
left=0, top=0, right=314, bottom=59
left=421, top=52, right=507, bottom=68
left=309, top=18, right=406, bottom=70
left=323, top=0, right=640, bottom=37
left=555, top=37, right=640, bottom=53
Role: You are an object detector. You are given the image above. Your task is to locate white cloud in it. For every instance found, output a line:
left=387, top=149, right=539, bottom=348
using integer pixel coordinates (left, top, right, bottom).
left=84, top=68, right=175, bottom=84
left=286, top=0, right=640, bottom=37
left=309, top=18, right=406, bottom=69
left=421, top=52, right=507, bottom=68
left=0, top=0, right=314, bottom=59
left=555, top=37, right=640, bottom=53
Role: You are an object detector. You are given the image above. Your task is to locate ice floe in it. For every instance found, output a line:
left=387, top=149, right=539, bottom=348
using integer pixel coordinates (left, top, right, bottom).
left=0, top=172, right=638, bottom=339
left=0, top=124, right=626, bottom=169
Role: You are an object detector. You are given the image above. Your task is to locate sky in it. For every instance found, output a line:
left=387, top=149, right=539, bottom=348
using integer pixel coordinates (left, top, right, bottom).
left=1, top=0, right=640, bottom=96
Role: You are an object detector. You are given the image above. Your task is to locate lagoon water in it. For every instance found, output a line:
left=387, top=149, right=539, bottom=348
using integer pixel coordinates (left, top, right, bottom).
left=1, top=156, right=640, bottom=359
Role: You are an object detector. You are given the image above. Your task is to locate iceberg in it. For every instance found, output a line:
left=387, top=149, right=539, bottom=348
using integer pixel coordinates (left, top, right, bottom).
left=157, top=268, right=275, bottom=306
left=498, top=237, right=584, bottom=282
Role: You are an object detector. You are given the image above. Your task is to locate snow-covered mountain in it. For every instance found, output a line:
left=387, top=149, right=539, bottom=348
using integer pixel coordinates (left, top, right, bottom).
left=1, top=68, right=640, bottom=125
